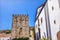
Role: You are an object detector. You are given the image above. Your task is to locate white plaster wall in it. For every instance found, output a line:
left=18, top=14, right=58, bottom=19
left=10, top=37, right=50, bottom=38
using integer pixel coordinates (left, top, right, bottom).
left=0, top=37, right=11, bottom=40
left=38, top=8, right=47, bottom=39
left=35, top=20, right=38, bottom=34
left=47, top=0, right=60, bottom=40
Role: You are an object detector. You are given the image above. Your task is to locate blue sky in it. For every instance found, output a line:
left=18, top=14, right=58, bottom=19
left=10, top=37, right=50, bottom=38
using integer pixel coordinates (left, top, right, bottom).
left=0, top=0, right=45, bottom=30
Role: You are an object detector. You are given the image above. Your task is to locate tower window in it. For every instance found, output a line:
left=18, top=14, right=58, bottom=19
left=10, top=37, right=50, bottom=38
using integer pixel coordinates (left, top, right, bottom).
left=20, top=28, right=22, bottom=32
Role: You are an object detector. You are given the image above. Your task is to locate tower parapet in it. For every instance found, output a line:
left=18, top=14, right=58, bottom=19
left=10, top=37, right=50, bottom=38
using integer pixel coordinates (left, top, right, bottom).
left=11, top=14, right=29, bottom=39
left=12, top=14, right=28, bottom=17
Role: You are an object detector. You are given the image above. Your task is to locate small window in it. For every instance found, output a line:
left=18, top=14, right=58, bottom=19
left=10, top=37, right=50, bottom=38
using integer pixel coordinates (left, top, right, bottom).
left=52, top=6, right=54, bottom=10
left=38, top=28, right=41, bottom=38
left=41, top=17, right=43, bottom=23
left=20, top=28, right=22, bottom=32
left=38, top=19, right=40, bottom=26
left=54, top=20, right=56, bottom=24
left=15, top=17, right=17, bottom=19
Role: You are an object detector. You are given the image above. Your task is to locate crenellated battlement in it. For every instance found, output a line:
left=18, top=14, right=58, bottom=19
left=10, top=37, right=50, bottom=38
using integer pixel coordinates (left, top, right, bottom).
left=12, top=14, right=28, bottom=17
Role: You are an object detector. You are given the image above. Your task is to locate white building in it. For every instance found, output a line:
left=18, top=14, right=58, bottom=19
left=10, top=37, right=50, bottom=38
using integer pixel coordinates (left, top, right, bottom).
left=0, top=31, right=11, bottom=40
left=0, top=37, right=11, bottom=40
left=35, top=0, right=60, bottom=40
left=35, top=2, right=47, bottom=40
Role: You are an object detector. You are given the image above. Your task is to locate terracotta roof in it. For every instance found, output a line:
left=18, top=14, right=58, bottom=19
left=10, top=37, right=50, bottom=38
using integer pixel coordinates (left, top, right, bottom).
left=0, top=33, right=11, bottom=38
left=0, top=30, right=11, bottom=33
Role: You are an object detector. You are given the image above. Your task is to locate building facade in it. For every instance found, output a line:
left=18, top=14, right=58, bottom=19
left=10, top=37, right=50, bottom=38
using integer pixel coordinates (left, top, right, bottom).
left=46, top=0, right=60, bottom=40
left=35, top=5, right=47, bottom=40
left=35, top=0, right=60, bottom=40
left=0, top=30, right=11, bottom=40
left=11, top=14, right=29, bottom=39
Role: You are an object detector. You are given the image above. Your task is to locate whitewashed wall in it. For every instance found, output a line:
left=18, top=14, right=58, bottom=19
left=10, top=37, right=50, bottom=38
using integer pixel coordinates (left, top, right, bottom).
left=35, top=7, right=47, bottom=39
left=47, top=0, right=60, bottom=40
left=35, top=20, right=38, bottom=34
left=38, top=8, right=47, bottom=39
left=0, top=37, right=11, bottom=40
left=35, top=0, right=60, bottom=40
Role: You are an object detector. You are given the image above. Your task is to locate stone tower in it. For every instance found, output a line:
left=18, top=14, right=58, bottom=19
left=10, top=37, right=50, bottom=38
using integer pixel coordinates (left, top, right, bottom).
left=11, top=14, right=29, bottom=39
